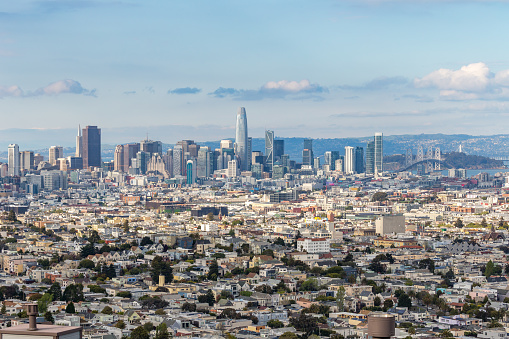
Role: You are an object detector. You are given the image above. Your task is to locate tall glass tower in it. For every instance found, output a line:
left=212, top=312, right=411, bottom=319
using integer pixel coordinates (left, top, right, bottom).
left=366, top=141, right=375, bottom=175
left=265, top=130, right=274, bottom=172
left=235, top=107, right=249, bottom=171
left=374, top=132, right=383, bottom=174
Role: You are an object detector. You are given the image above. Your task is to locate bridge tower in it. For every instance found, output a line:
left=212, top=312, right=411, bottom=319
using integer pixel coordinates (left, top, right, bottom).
left=417, top=146, right=424, bottom=162
left=426, top=146, right=433, bottom=159
left=434, top=147, right=441, bottom=171
left=405, top=148, right=413, bottom=167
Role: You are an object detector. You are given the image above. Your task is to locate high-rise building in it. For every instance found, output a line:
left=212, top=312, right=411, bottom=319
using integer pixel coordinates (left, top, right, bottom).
left=375, top=132, right=383, bottom=174
left=114, top=145, right=124, bottom=171
left=172, top=145, right=183, bottom=177
left=265, top=130, right=274, bottom=172
left=8, top=144, right=19, bottom=176
left=228, top=159, right=239, bottom=178
left=140, top=139, right=162, bottom=156
left=274, top=140, right=284, bottom=161
left=302, top=139, right=313, bottom=166
left=49, top=146, right=63, bottom=166
left=163, top=149, right=173, bottom=177
left=123, top=143, right=140, bottom=172
left=82, top=126, right=101, bottom=169
left=366, top=141, right=375, bottom=175
left=324, top=151, right=340, bottom=171
left=75, top=125, right=82, bottom=157
left=355, top=146, right=364, bottom=174
left=344, top=146, right=356, bottom=174
left=186, top=159, right=196, bottom=185
left=197, top=147, right=212, bottom=178
left=313, top=157, right=320, bottom=170
left=235, top=107, right=249, bottom=171
left=20, top=151, right=34, bottom=171
left=220, top=139, right=233, bottom=150
left=136, top=151, right=149, bottom=174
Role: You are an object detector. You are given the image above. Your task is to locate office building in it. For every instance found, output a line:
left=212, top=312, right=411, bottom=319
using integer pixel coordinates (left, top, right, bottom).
left=235, top=107, right=249, bottom=171
left=324, top=151, right=340, bottom=171
left=335, top=157, right=344, bottom=173
left=20, top=151, right=34, bottom=171
left=220, top=139, right=233, bottom=150
left=313, top=157, right=320, bottom=170
left=197, top=146, right=212, bottom=178
left=366, top=141, right=375, bottom=175
left=67, top=156, right=83, bottom=170
left=375, top=215, right=405, bottom=235
left=82, top=126, right=101, bottom=169
left=8, top=144, right=20, bottom=176
left=75, top=125, right=82, bottom=157
left=136, top=151, right=149, bottom=174
left=302, top=138, right=313, bottom=166
left=172, top=145, right=183, bottom=177
left=228, top=159, right=239, bottom=178
left=265, top=130, right=274, bottom=172
left=186, top=159, right=197, bottom=185
left=344, top=146, right=356, bottom=174
left=355, top=146, right=364, bottom=173
left=375, top=132, right=383, bottom=173
left=49, top=146, right=63, bottom=166
left=140, top=139, right=163, bottom=156
left=113, top=145, right=124, bottom=171
left=123, top=143, right=140, bottom=172
left=274, top=140, right=284, bottom=161
left=42, top=170, right=67, bottom=191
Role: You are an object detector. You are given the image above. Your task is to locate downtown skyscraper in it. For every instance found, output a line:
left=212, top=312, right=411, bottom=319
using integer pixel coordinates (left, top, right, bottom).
left=82, top=126, right=101, bottom=169
left=375, top=132, right=383, bottom=174
left=235, top=107, right=249, bottom=171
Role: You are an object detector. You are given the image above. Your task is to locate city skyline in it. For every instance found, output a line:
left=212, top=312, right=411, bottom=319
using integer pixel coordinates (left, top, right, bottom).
left=2, top=1, right=509, bottom=138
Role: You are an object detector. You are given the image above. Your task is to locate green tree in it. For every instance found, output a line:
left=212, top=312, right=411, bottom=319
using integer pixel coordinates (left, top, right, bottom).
left=140, top=237, right=153, bottom=246
left=44, top=311, right=54, bottom=324
left=485, top=260, right=495, bottom=277
left=7, top=210, right=17, bottom=222
left=300, top=278, right=319, bottom=291
left=115, top=320, right=126, bottom=329
left=383, top=298, right=394, bottom=310
left=130, top=326, right=150, bottom=339
left=398, top=293, right=412, bottom=308
left=117, top=291, right=132, bottom=299
left=337, top=286, right=346, bottom=311
left=65, top=302, right=75, bottom=314
left=143, top=322, right=154, bottom=332
left=198, top=289, right=215, bottom=306
left=38, top=293, right=53, bottom=313
left=267, top=319, right=284, bottom=328
left=88, top=230, right=101, bottom=244
left=279, top=333, right=298, bottom=339
left=454, top=218, right=464, bottom=228
left=79, top=259, right=95, bottom=269
left=48, top=283, right=62, bottom=301
left=154, top=323, right=170, bottom=339
left=206, top=212, right=214, bottom=221
left=62, top=284, right=84, bottom=302
left=371, top=192, right=388, bottom=202
left=207, top=260, right=219, bottom=281
left=102, top=306, right=113, bottom=314
left=481, top=218, right=488, bottom=228
left=123, top=220, right=129, bottom=233
left=80, top=243, right=96, bottom=258
left=150, top=256, right=173, bottom=284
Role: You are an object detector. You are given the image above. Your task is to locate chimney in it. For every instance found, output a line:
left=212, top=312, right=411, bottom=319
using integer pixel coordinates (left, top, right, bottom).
left=27, top=303, right=38, bottom=331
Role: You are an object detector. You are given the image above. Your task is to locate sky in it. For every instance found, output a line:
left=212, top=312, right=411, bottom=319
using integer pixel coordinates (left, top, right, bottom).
left=2, top=0, right=509, bottom=145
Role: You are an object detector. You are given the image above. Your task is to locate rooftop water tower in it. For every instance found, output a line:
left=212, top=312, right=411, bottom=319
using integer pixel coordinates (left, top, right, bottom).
left=368, top=313, right=395, bottom=339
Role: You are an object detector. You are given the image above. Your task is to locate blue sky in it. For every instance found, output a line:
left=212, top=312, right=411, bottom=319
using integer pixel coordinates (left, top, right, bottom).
left=2, top=0, right=509, bottom=144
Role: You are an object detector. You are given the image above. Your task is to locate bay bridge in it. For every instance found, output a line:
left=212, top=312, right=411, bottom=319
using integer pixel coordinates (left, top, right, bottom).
left=396, top=146, right=443, bottom=172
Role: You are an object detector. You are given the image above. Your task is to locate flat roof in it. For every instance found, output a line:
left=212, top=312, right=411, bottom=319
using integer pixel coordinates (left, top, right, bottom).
left=0, top=324, right=81, bottom=336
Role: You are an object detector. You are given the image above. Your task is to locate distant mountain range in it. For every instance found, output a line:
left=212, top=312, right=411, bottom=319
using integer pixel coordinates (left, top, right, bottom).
left=1, top=129, right=509, bottom=162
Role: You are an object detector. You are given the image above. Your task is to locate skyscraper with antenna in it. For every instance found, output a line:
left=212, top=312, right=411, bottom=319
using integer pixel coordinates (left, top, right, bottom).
left=76, top=125, right=82, bottom=157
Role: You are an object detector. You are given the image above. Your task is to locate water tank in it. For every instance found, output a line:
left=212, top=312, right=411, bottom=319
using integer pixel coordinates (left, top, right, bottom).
left=368, top=313, right=395, bottom=339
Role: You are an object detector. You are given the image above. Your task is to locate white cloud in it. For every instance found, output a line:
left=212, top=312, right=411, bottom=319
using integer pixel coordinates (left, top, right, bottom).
left=263, top=80, right=316, bottom=92
left=210, top=79, right=327, bottom=100
left=414, top=62, right=509, bottom=100
left=0, top=85, right=23, bottom=98
left=415, top=62, right=492, bottom=92
left=0, top=79, right=95, bottom=98
left=32, top=79, right=95, bottom=96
